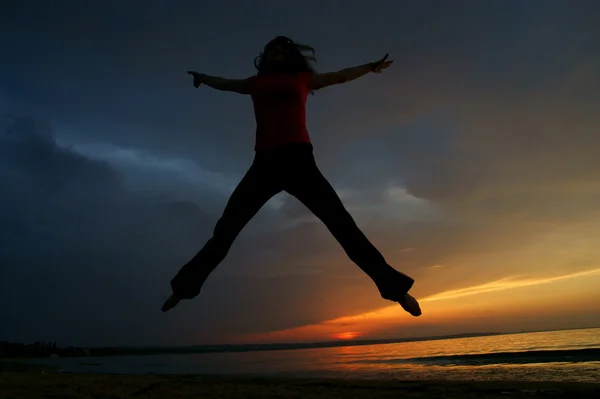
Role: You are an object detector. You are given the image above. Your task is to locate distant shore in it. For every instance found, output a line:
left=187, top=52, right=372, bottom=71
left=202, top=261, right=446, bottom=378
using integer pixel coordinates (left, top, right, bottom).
left=2, top=332, right=504, bottom=359
left=1, top=362, right=598, bottom=399
left=4, top=327, right=599, bottom=359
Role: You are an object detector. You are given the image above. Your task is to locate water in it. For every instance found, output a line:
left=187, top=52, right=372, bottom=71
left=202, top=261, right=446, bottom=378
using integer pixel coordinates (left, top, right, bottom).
left=26, top=328, right=600, bottom=382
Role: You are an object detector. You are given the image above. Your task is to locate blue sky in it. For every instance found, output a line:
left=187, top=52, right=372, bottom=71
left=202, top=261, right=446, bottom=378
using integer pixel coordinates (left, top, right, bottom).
left=1, top=0, right=600, bottom=346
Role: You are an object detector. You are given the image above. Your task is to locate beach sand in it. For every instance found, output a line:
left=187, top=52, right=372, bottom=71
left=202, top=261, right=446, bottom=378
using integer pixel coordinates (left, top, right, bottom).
left=1, top=362, right=599, bottom=398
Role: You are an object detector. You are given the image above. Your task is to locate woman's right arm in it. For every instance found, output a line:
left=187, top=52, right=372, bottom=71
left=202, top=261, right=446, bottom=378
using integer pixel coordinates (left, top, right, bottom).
left=187, top=71, right=251, bottom=94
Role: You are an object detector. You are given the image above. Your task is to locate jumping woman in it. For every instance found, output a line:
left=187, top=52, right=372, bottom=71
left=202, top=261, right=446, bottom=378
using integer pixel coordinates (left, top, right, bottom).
left=162, top=36, right=422, bottom=317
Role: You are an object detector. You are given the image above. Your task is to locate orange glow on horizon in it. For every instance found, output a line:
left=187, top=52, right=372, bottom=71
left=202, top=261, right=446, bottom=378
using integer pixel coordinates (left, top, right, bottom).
left=238, top=268, right=600, bottom=344
left=332, top=332, right=365, bottom=340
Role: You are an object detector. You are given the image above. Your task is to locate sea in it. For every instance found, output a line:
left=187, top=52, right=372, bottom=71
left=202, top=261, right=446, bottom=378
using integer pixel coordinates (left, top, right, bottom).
left=25, top=328, right=600, bottom=383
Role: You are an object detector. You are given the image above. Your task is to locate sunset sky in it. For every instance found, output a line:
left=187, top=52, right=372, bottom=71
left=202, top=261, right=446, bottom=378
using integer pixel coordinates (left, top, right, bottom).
left=1, top=0, right=599, bottom=347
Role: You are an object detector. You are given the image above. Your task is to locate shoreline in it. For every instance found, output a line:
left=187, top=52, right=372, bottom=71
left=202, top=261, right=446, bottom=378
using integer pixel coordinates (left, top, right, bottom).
left=1, top=363, right=599, bottom=398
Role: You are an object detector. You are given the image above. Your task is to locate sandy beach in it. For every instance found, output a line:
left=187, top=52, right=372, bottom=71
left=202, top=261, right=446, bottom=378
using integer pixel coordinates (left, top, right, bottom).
left=1, top=362, right=599, bottom=399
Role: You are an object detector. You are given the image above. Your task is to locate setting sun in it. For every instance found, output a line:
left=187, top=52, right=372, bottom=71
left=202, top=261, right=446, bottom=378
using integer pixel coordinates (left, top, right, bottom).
left=332, top=332, right=364, bottom=340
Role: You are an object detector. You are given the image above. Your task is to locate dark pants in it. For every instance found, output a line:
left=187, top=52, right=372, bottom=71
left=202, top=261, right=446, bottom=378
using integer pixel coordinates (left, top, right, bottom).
left=170, top=143, right=414, bottom=301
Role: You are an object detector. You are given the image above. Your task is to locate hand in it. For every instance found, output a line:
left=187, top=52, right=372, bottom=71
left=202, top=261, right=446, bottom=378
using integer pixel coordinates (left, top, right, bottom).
left=371, top=53, right=393, bottom=73
left=187, top=71, right=204, bottom=88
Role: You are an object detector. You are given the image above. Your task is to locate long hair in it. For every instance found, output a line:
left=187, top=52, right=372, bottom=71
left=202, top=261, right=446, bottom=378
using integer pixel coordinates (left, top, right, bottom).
left=254, top=36, right=317, bottom=76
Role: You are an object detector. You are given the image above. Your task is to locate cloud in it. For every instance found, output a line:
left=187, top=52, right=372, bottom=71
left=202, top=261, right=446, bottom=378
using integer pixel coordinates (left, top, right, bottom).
left=420, top=268, right=600, bottom=302
left=56, top=139, right=238, bottom=193
left=0, top=113, right=274, bottom=345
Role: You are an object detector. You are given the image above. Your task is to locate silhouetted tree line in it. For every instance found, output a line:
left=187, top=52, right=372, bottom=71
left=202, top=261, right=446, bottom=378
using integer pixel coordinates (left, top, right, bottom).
left=0, top=341, right=90, bottom=358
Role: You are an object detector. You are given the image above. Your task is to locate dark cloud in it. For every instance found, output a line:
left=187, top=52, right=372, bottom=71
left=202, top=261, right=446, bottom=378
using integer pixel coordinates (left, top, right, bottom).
left=0, top=114, right=239, bottom=345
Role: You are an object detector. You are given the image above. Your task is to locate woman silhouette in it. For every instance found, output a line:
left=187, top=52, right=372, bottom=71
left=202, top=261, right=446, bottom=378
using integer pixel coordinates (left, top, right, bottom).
left=162, top=36, right=421, bottom=317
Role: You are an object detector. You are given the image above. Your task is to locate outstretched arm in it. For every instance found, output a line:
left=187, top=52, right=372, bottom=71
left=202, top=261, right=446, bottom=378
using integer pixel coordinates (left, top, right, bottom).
left=187, top=71, right=250, bottom=94
left=310, top=54, right=393, bottom=91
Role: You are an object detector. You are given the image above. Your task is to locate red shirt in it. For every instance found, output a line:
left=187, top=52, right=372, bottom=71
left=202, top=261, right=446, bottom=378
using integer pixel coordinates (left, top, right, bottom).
left=249, top=72, right=313, bottom=151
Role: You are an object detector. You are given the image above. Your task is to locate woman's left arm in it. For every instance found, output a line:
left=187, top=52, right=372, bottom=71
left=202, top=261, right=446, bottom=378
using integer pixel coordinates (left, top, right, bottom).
left=310, top=53, right=393, bottom=91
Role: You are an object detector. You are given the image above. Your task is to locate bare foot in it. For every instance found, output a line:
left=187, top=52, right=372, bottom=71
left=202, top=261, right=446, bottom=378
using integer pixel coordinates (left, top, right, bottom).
left=398, top=293, right=422, bottom=317
left=161, top=294, right=181, bottom=312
